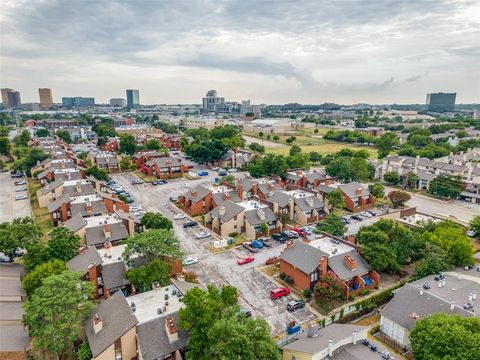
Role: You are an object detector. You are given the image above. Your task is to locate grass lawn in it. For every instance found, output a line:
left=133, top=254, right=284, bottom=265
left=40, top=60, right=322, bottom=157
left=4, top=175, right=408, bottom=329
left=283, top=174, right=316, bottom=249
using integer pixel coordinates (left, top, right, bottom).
left=28, top=179, right=52, bottom=242
left=265, top=141, right=379, bottom=159
left=133, top=170, right=158, bottom=183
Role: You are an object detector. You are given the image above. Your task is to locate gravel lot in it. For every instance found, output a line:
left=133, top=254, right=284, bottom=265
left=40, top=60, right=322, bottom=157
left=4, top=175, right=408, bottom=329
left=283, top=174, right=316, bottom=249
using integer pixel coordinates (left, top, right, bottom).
left=0, top=172, right=32, bottom=223
left=111, top=171, right=317, bottom=334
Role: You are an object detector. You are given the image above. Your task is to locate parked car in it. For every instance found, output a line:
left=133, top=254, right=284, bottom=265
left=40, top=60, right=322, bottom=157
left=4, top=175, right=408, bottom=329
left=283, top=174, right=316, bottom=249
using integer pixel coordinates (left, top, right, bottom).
left=227, top=168, right=237, bottom=173
left=15, top=195, right=28, bottom=200
left=238, top=307, right=252, bottom=318
left=131, top=179, right=143, bottom=185
left=283, top=230, right=299, bottom=239
left=292, top=228, right=308, bottom=237
left=237, top=256, right=255, bottom=265
left=250, top=240, right=264, bottom=249
left=15, top=187, right=27, bottom=192
left=183, top=220, right=198, bottom=228
left=361, top=211, right=373, bottom=218
left=287, top=299, right=305, bottom=312
left=218, top=170, right=227, bottom=176
left=169, top=196, right=178, bottom=202
left=195, top=231, right=210, bottom=239
left=14, top=180, right=27, bottom=185
left=173, top=213, right=186, bottom=220
left=272, top=233, right=287, bottom=243
left=270, top=287, right=291, bottom=299
left=258, top=237, right=273, bottom=247
left=351, top=214, right=363, bottom=221
left=125, top=197, right=134, bottom=203
left=211, top=166, right=219, bottom=171
left=152, top=181, right=159, bottom=186
left=265, top=256, right=280, bottom=265
left=0, top=254, right=11, bottom=263
left=198, top=171, right=209, bottom=176
left=183, top=256, right=198, bottom=266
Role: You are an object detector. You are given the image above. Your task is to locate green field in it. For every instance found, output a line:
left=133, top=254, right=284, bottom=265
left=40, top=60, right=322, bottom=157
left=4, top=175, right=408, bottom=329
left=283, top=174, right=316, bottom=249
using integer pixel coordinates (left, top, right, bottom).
left=265, top=141, right=378, bottom=159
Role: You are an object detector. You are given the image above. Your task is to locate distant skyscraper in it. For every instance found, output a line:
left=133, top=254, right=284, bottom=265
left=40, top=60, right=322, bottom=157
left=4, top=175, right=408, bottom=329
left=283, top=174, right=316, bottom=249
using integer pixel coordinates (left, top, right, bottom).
left=7, top=91, right=21, bottom=108
left=110, top=98, right=126, bottom=107
left=38, top=88, right=53, bottom=107
left=1, top=88, right=13, bottom=105
left=202, top=90, right=225, bottom=113
left=62, top=97, right=95, bottom=108
left=426, top=92, right=456, bottom=113
left=126, top=89, right=140, bottom=109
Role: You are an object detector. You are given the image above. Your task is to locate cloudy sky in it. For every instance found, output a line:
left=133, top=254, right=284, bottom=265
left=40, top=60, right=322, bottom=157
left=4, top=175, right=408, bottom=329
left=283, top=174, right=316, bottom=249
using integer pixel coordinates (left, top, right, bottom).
left=1, top=0, right=479, bottom=104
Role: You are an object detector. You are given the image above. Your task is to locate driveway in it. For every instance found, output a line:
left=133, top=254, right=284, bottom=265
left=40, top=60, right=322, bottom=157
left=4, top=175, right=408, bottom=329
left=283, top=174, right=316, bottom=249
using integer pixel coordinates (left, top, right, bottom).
left=111, top=172, right=317, bottom=334
left=0, top=172, right=32, bottom=223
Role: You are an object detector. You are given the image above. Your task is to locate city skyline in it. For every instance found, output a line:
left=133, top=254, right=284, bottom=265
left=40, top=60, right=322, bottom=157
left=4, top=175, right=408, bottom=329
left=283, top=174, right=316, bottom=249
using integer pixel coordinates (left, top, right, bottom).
left=1, top=0, right=479, bottom=104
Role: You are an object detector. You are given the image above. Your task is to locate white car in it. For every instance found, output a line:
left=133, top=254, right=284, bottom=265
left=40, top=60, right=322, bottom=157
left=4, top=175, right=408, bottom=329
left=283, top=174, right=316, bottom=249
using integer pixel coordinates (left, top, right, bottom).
left=183, top=256, right=198, bottom=266
left=195, top=231, right=210, bottom=239
left=173, top=213, right=186, bottom=220
left=15, top=194, right=28, bottom=200
left=15, top=187, right=27, bottom=192
left=211, top=166, right=219, bottom=171
left=361, top=211, right=373, bottom=218
left=14, top=181, right=26, bottom=185
left=227, top=168, right=238, bottom=173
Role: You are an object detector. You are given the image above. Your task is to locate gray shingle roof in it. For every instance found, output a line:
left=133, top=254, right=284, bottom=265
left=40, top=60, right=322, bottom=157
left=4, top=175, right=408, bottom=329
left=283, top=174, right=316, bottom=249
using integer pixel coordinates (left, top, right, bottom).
left=416, top=170, right=436, bottom=181
left=40, top=178, right=64, bottom=194
left=64, top=213, right=87, bottom=233
left=154, top=157, right=181, bottom=168
left=85, top=292, right=138, bottom=358
left=182, top=185, right=211, bottom=202
left=136, top=312, right=188, bottom=360
left=96, top=156, right=118, bottom=165
left=257, top=182, right=282, bottom=196
left=36, top=169, right=50, bottom=179
left=279, top=240, right=327, bottom=274
left=66, top=247, right=103, bottom=274
left=244, top=207, right=277, bottom=226
left=238, top=178, right=254, bottom=192
left=0, top=301, right=24, bottom=321
left=102, top=262, right=129, bottom=291
left=0, top=324, right=29, bottom=352
left=47, top=194, right=71, bottom=213
left=55, top=171, right=83, bottom=181
left=85, top=222, right=129, bottom=247
left=209, top=200, right=244, bottom=223
left=338, top=183, right=370, bottom=199
left=295, top=196, right=324, bottom=212
left=212, top=191, right=241, bottom=206
left=266, top=191, right=292, bottom=208
left=315, top=184, right=335, bottom=193
left=328, top=251, right=370, bottom=280
left=305, top=171, right=327, bottom=183
left=286, top=173, right=302, bottom=181
left=70, top=200, right=107, bottom=217
left=63, top=183, right=96, bottom=197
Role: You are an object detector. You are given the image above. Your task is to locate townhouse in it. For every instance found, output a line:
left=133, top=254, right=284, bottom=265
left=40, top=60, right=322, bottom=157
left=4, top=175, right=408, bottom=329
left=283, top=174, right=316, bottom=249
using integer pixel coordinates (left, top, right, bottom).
left=336, top=183, right=376, bottom=213
left=218, top=149, right=252, bottom=170
left=177, top=185, right=213, bottom=216
left=143, top=157, right=186, bottom=179
left=132, top=150, right=167, bottom=169
left=279, top=238, right=379, bottom=298
left=95, top=154, right=121, bottom=172
left=284, top=169, right=335, bottom=190
left=101, top=138, right=119, bottom=152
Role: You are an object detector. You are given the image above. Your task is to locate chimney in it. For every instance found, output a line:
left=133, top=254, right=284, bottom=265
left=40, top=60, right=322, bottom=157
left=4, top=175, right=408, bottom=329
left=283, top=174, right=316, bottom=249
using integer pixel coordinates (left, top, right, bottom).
left=296, top=170, right=302, bottom=176
left=223, top=193, right=230, bottom=200
left=219, top=206, right=226, bottom=216
left=353, top=330, right=357, bottom=344
left=166, top=159, right=172, bottom=165
left=320, top=256, right=328, bottom=276
left=306, top=321, right=317, bottom=338
left=103, top=240, right=112, bottom=249
left=355, top=187, right=363, bottom=195
left=328, top=338, right=333, bottom=357
left=164, top=316, right=179, bottom=343
left=190, top=189, right=197, bottom=197
left=103, top=224, right=111, bottom=239
left=344, top=254, right=357, bottom=271
left=85, top=202, right=93, bottom=215
left=76, top=181, right=82, bottom=193
left=257, top=208, right=266, bottom=220
left=286, top=240, right=295, bottom=249
left=306, top=196, right=314, bottom=207
left=93, top=313, right=103, bottom=334
left=267, top=183, right=274, bottom=190
left=450, top=302, right=455, bottom=310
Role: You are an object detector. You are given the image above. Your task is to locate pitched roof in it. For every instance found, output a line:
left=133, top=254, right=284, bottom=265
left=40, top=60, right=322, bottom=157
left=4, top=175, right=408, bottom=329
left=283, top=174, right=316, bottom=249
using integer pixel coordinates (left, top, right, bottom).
left=416, top=170, right=436, bottom=181
left=136, top=312, right=188, bottom=360
left=40, top=178, right=64, bottom=194
left=70, top=200, right=107, bottom=217
left=295, top=196, right=324, bottom=212
left=85, top=222, right=129, bottom=247
left=209, top=200, right=244, bottom=223
left=55, top=171, right=83, bottom=181
left=328, top=251, right=371, bottom=280
left=305, top=171, right=328, bottom=183
left=244, top=207, right=277, bottom=226
left=63, top=183, right=96, bottom=197
left=266, top=191, right=292, bottom=208
left=315, top=184, right=336, bottom=193
left=66, top=247, right=103, bottom=274
left=85, top=292, right=138, bottom=358
left=212, top=191, right=241, bottom=206
left=0, top=263, right=25, bottom=277
left=257, top=182, right=282, bottom=196
left=0, top=301, right=24, bottom=322
left=279, top=240, right=327, bottom=274
left=47, top=194, right=72, bottom=213
left=0, top=324, right=29, bottom=352
left=338, top=183, right=370, bottom=199
left=182, top=185, right=211, bottom=202
left=96, top=156, right=118, bottom=165
left=36, top=168, right=51, bottom=179
left=238, top=178, right=254, bottom=192
left=64, top=213, right=88, bottom=233
left=102, top=262, right=129, bottom=291
left=154, top=157, right=181, bottom=168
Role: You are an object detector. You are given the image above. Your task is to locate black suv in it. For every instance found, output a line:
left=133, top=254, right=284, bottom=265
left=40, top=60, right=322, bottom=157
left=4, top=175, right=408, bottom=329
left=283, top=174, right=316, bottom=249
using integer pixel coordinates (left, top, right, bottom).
left=272, top=233, right=287, bottom=243
left=183, top=221, right=197, bottom=228
left=287, top=300, right=305, bottom=312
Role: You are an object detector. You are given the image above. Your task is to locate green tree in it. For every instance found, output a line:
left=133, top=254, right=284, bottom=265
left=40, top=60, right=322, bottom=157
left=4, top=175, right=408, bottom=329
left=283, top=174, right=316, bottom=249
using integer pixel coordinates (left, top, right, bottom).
left=326, top=189, right=345, bottom=210
left=285, top=137, right=295, bottom=144
left=119, top=134, right=137, bottom=154
left=56, top=129, right=72, bottom=144
left=428, top=175, right=464, bottom=198
left=22, top=259, right=67, bottom=296
left=0, top=137, right=11, bottom=155
left=387, top=190, right=411, bottom=208
left=36, top=128, right=50, bottom=137
left=145, top=139, right=162, bottom=150
left=140, top=212, right=173, bottom=230
left=23, top=242, right=51, bottom=271
left=314, top=273, right=344, bottom=303
left=470, top=215, right=480, bottom=237
left=247, top=153, right=288, bottom=178
left=14, top=129, right=30, bottom=147
left=23, top=271, right=94, bottom=358
left=383, top=171, right=401, bottom=185
left=0, top=217, right=42, bottom=258
left=289, top=144, right=302, bottom=156
left=221, top=174, right=236, bottom=185
left=94, top=123, right=116, bottom=137
left=405, top=172, right=419, bottom=189
left=248, top=142, right=265, bottom=153
left=123, top=229, right=181, bottom=262
left=47, top=227, right=80, bottom=262
left=361, top=241, right=400, bottom=272
left=410, top=314, right=480, bottom=360
left=415, top=244, right=452, bottom=278
left=85, top=165, right=109, bottom=181
left=273, top=135, right=279, bottom=141
left=125, top=259, right=172, bottom=292
left=77, top=341, right=92, bottom=360
left=309, top=151, right=322, bottom=164
left=316, top=214, right=346, bottom=237
left=120, top=155, right=135, bottom=170
left=368, top=183, right=385, bottom=198
left=258, top=131, right=264, bottom=138
left=376, top=132, right=399, bottom=158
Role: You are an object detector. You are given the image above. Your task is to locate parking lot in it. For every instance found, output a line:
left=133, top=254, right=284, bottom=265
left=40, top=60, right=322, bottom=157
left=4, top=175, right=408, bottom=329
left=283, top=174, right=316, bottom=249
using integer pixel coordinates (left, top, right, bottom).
left=111, top=172, right=318, bottom=334
left=0, top=172, right=32, bottom=223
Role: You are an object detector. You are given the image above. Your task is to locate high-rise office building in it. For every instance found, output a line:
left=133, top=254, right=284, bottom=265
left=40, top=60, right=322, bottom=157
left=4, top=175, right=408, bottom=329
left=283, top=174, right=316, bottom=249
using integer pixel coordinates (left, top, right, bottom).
left=62, top=97, right=95, bottom=108
left=202, top=90, right=225, bottom=113
left=38, top=88, right=53, bottom=107
left=7, top=91, right=21, bottom=108
left=1, top=88, right=13, bottom=105
left=126, top=89, right=140, bottom=109
left=426, top=92, right=456, bottom=113
left=110, top=98, right=126, bottom=107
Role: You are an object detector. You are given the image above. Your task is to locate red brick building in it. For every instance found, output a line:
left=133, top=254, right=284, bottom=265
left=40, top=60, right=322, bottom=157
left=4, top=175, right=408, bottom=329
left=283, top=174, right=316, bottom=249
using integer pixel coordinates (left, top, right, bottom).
left=101, top=138, right=119, bottom=152
left=150, top=157, right=186, bottom=179
left=337, top=183, right=376, bottom=213
left=178, top=185, right=213, bottom=216
left=132, top=151, right=167, bottom=169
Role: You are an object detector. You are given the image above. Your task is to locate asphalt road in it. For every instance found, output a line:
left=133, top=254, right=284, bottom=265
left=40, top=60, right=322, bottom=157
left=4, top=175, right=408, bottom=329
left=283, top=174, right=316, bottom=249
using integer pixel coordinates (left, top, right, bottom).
left=111, top=171, right=317, bottom=334
left=0, top=172, right=32, bottom=223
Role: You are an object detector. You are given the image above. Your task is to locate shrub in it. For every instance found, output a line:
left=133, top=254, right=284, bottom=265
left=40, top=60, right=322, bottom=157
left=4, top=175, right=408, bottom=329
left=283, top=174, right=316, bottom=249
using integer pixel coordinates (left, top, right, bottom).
left=284, top=275, right=294, bottom=284
left=360, top=289, right=370, bottom=296
left=228, top=232, right=238, bottom=238
left=303, top=288, right=312, bottom=299
left=279, top=272, right=286, bottom=280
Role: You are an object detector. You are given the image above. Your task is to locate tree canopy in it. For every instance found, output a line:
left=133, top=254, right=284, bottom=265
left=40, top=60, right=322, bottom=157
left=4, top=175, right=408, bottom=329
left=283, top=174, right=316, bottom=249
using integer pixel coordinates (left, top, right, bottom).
left=125, top=259, right=172, bottom=292
left=428, top=175, right=464, bottom=199
left=85, top=165, right=109, bottom=181
left=22, top=259, right=67, bottom=296
left=47, top=227, right=81, bottom=262
left=470, top=215, right=480, bottom=237
left=0, top=217, right=42, bottom=258
left=123, top=229, right=181, bottom=263
left=140, top=212, right=173, bottom=230
left=316, top=214, right=346, bottom=237
left=326, top=189, right=345, bottom=210
left=119, top=134, right=137, bottom=155
left=56, top=129, right=72, bottom=144
left=387, top=190, right=411, bottom=208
